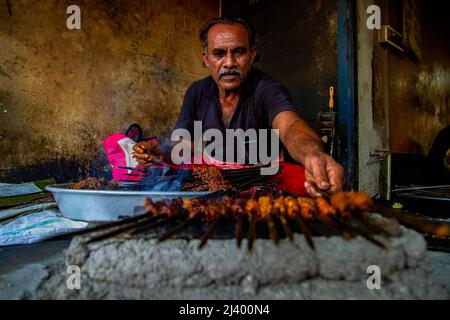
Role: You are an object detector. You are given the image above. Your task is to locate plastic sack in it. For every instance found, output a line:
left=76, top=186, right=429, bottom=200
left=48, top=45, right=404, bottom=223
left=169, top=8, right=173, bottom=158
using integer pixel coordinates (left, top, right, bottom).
left=0, top=210, right=88, bottom=247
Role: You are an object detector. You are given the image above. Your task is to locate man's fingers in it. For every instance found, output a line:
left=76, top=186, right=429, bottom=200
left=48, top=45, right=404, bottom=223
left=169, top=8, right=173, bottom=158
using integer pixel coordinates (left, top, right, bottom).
left=139, top=141, right=152, bottom=150
left=133, top=145, right=144, bottom=153
left=309, top=158, right=330, bottom=189
left=327, top=161, right=345, bottom=192
left=134, top=154, right=150, bottom=162
left=135, top=158, right=149, bottom=164
left=133, top=153, right=150, bottom=160
left=304, top=181, right=322, bottom=197
left=133, top=141, right=157, bottom=153
left=149, top=155, right=162, bottom=163
left=304, top=152, right=345, bottom=195
left=134, top=152, right=162, bottom=165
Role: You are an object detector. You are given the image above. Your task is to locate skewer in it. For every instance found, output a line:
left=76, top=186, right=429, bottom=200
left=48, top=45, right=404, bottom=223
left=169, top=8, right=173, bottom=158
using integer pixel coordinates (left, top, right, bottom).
left=352, top=215, right=391, bottom=236
left=87, top=215, right=163, bottom=243
left=117, top=166, right=148, bottom=173
left=223, top=173, right=269, bottom=182
left=182, top=182, right=207, bottom=190
left=158, top=216, right=201, bottom=242
left=198, top=218, right=222, bottom=249
left=312, top=210, right=352, bottom=240
left=294, top=212, right=315, bottom=250
left=147, top=145, right=160, bottom=154
left=282, top=195, right=315, bottom=250
left=224, top=174, right=260, bottom=183
left=235, top=214, right=244, bottom=248
left=333, top=217, right=388, bottom=249
left=63, top=192, right=384, bottom=250
left=235, top=175, right=268, bottom=190
left=220, top=164, right=271, bottom=175
left=47, top=213, right=150, bottom=240
left=127, top=216, right=175, bottom=235
left=279, top=213, right=294, bottom=242
left=266, top=213, right=279, bottom=245
left=194, top=189, right=233, bottom=202
left=247, top=213, right=257, bottom=253
left=221, top=169, right=259, bottom=176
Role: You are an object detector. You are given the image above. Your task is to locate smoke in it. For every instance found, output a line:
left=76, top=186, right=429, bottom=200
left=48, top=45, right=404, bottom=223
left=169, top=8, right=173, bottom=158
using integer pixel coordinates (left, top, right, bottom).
left=142, top=165, right=191, bottom=191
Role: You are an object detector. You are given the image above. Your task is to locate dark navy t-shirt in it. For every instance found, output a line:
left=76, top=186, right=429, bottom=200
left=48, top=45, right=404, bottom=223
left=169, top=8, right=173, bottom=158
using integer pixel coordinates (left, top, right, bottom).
left=172, top=68, right=298, bottom=162
left=174, top=68, right=298, bottom=134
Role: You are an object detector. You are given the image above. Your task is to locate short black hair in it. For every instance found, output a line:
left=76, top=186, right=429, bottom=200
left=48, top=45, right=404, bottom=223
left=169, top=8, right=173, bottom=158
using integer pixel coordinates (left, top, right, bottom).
left=199, top=16, right=256, bottom=52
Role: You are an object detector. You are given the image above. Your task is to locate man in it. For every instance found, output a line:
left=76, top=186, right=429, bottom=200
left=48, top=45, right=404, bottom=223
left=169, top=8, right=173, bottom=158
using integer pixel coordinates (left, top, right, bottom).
left=135, top=17, right=344, bottom=196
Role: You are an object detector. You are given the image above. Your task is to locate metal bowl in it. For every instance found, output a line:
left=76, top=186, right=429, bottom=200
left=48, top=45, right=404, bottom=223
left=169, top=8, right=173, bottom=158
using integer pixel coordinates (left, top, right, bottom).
left=45, top=184, right=211, bottom=222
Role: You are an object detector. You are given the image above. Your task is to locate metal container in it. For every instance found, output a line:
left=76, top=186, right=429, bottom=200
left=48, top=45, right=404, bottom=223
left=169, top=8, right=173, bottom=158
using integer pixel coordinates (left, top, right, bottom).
left=45, top=184, right=211, bottom=222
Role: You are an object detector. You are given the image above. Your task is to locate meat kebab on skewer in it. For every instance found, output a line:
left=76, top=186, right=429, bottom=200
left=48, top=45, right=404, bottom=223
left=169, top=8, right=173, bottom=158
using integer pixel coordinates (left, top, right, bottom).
left=258, top=196, right=279, bottom=244
left=330, top=191, right=373, bottom=219
left=144, top=192, right=373, bottom=222
left=271, top=196, right=294, bottom=242
left=141, top=191, right=378, bottom=248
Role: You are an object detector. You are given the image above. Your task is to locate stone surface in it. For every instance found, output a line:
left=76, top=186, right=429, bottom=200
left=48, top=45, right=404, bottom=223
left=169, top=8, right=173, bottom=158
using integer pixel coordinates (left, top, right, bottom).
left=35, top=223, right=450, bottom=300
left=428, top=251, right=450, bottom=291
left=36, top=259, right=448, bottom=300
left=0, top=263, right=49, bottom=300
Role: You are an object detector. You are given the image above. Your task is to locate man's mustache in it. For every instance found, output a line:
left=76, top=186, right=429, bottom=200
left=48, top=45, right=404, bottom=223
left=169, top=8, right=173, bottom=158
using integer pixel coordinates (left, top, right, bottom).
left=218, top=68, right=242, bottom=79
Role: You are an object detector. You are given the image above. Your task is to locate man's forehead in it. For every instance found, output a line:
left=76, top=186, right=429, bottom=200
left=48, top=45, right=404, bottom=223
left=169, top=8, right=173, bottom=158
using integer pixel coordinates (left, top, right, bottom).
left=207, top=23, right=249, bottom=47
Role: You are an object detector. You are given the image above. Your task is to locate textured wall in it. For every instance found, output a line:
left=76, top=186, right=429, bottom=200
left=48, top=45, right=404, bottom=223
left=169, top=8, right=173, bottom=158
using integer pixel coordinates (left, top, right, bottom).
left=358, top=0, right=450, bottom=196
left=387, top=2, right=450, bottom=154
left=0, top=0, right=218, bottom=181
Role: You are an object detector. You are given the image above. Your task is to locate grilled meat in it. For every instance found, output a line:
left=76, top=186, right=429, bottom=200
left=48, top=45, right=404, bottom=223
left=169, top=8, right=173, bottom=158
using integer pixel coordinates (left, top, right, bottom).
left=315, top=197, right=337, bottom=217
left=296, top=197, right=316, bottom=221
left=71, top=177, right=118, bottom=190
left=330, top=191, right=373, bottom=219
left=182, top=165, right=232, bottom=191
left=144, top=191, right=372, bottom=222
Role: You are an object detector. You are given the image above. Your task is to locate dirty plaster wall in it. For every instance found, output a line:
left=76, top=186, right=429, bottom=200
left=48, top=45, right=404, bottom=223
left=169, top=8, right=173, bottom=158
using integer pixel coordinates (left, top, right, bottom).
left=0, top=0, right=218, bottom=182
left=357, top=0, right=450, bottom=195
left=386, top=1, right=450, bottom=155
left=223, top=0, right=338, bottom=127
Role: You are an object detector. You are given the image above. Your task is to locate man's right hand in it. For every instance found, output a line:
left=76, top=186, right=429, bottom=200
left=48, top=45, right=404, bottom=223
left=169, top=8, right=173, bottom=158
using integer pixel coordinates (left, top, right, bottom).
left=132, top=140, right=163, bottom=167
left=303, top=151, right=344, bottom=197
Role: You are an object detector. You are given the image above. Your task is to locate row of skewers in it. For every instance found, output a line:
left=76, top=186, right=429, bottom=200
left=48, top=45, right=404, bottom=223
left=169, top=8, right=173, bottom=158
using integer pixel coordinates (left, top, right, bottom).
left=128, top=139, right=279, bottom=192
left=49, top=190, right=389, bottom=252
left=142, top=191, right=382, bottom=249
left=144, top=192, right=370, bottom=222
left=116, top=164, right=279, bottom=192
left=71, top=164, right=276, bottom=192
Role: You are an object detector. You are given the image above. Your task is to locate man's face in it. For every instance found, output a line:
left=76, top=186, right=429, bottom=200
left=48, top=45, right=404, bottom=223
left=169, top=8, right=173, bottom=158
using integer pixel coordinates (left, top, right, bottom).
left=203, top=23, right=256, bottom=93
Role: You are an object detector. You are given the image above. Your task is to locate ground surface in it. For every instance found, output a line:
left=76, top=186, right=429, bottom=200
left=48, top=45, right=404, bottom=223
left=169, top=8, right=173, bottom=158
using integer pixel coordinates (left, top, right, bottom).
left=0, top=232, right=449, bottom=300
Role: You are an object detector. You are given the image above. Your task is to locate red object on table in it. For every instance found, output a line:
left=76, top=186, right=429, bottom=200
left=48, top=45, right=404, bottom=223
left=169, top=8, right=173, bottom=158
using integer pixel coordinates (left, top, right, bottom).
left=269, top=162, right=308, bottom=196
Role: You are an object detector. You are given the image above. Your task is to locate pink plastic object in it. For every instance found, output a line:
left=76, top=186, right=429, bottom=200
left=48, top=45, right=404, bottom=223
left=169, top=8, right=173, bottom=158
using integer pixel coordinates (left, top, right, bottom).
left=103, top=133, right=143, bottom=181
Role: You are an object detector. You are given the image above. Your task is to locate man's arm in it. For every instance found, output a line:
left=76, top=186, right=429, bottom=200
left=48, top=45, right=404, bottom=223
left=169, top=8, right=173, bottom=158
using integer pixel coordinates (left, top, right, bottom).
left=272, top=111, right=344, bottom=195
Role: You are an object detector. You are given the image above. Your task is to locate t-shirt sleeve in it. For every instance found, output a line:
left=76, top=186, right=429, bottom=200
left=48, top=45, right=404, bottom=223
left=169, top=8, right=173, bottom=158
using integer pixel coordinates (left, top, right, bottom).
left=257, top=80, right=298, bottom=127
left=173, top=84, right=196, bottom=136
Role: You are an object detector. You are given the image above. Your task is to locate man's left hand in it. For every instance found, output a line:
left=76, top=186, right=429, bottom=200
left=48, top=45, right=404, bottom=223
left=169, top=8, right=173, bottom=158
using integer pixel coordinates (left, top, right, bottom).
left=303, top=151, right=344, bottom=197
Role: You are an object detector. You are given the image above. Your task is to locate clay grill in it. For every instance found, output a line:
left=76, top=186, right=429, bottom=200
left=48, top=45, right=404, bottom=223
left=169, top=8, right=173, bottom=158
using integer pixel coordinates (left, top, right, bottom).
left=40, top=171, right=450, bottom=299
